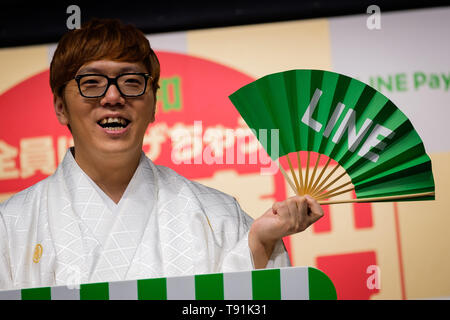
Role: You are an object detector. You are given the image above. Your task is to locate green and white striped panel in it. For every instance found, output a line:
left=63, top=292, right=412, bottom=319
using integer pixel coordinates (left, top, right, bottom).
left=0, top=266, right=337, bottom=300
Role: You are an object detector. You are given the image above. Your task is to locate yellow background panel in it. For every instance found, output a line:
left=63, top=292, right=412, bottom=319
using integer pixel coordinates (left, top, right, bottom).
left=398, top=152, right=450, bottom=299
left=195, top=152, right=450, bottom=299
left=187, top=19, right=331, bottom=78
left=195, top=169, right=275, bottom=219
left=0, top=45, right=49, bottom=94
left=286, top=167, right=403, bottom=299
left=0, top=193, right=15, bottom=204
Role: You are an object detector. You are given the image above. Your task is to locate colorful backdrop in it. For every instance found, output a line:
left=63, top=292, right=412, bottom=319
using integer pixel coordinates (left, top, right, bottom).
left=1, top=6, right=449, bottom=299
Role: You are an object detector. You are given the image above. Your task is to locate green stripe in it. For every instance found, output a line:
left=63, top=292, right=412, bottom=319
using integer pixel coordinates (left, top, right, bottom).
left=80, top=282, right=109, bottom=300
left=137, top=278, right=167, bottom=300
left=308, top=267, right=337, bottom=300
left=195, top=273, right=224, bottom=300
left=21, top=287, right=51, bottom=300
left=252, top=269, right=281, bottom=300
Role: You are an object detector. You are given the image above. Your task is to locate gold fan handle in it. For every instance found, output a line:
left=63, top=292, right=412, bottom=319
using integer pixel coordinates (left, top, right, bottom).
left=317, top=191, right=435, bottom=205
left=278, top=162, right=299, bottom=195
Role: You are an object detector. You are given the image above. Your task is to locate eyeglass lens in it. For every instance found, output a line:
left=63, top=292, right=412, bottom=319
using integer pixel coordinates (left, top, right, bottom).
left=78, top=74, right=146, bottom=97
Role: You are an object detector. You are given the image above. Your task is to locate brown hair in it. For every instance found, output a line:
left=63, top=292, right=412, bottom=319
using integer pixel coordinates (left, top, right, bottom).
left=50, top=18, right=160, bottom=98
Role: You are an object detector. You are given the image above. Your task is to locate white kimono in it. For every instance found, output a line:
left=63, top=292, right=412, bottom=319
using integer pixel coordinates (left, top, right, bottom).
left=0, top=149, right=290, bottom=290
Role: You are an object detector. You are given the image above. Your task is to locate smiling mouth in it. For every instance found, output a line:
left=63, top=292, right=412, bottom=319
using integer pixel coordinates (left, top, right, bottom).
left=97, top=117, right=131, bottom=131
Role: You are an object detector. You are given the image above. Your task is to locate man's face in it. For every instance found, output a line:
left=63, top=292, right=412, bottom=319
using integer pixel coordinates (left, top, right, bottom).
left=54, top=60, right=155, bottom=157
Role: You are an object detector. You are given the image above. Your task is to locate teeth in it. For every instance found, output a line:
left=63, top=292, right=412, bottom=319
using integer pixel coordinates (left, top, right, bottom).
left=99, top=117, right=127, bottom=125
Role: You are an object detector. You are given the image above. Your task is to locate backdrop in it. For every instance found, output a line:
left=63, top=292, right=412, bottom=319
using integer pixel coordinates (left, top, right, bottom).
left=0, top=6, right=449, bottom=299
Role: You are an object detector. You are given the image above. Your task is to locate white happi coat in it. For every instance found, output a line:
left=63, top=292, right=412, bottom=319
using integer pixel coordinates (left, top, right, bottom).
left=0, top=149, right=290, bottom=290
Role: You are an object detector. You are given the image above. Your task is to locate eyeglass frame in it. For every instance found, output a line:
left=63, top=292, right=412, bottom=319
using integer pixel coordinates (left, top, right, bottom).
left=73, top=72, right=152, bottom=98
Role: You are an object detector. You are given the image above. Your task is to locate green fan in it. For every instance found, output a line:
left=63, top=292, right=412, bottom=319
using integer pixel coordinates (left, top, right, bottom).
left=229, top=69, right=435, bottom=205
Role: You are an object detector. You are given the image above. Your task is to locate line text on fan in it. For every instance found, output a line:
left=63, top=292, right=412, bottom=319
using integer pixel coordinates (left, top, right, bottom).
left=301, top=88, right=395, bottom=163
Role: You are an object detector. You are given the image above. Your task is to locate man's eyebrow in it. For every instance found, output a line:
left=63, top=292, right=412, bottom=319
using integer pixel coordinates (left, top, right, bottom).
left=119, top=66, right=144, bottom=73
left=77, top=67, right=102, bottom=74
left=77, top=66, right=144, bottom=74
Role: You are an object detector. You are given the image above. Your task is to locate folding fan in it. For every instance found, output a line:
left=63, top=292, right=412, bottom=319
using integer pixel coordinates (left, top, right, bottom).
left=229, top=70, right=435, bottom=205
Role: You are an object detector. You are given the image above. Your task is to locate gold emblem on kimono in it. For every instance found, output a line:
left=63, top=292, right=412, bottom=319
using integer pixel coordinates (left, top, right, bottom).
left=33, top=244, right=43, bottom=263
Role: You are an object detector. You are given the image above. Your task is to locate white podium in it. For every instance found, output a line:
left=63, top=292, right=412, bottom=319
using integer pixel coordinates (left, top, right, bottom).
left=0, top=266, right=336, bottom=300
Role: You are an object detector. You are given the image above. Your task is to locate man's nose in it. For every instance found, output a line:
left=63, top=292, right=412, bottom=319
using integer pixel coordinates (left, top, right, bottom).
left=100, top=83, right=125, bottom=107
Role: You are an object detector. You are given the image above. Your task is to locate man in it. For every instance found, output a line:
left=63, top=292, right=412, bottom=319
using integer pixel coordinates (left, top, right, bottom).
left=0, top=19, right=323, bottom=290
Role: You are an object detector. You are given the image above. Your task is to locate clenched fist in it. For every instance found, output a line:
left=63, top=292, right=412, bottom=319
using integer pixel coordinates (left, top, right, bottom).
left=249, top=195, right=324, bottom=268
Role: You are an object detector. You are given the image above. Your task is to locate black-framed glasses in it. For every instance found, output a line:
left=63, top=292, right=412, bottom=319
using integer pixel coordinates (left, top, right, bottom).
left=74, top=73, right=152, bottom=98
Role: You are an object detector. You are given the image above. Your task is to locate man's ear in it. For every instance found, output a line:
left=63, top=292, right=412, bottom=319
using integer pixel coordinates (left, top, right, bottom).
left=150, top=88, right=158, bottom=123
left=53, top=94, right=69, bottom=125
left=150, top=103, right=156, bottom=123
